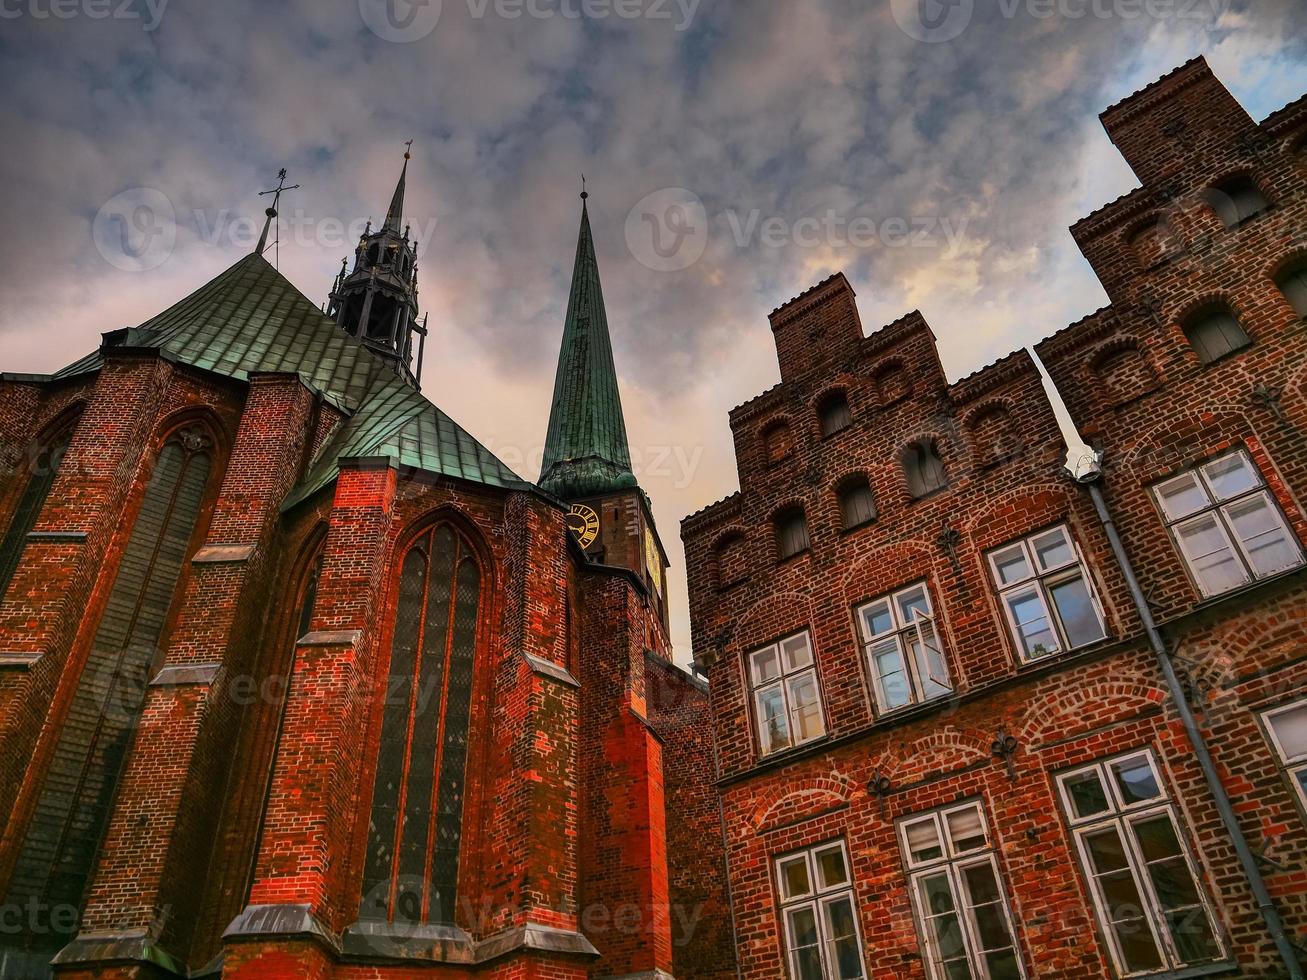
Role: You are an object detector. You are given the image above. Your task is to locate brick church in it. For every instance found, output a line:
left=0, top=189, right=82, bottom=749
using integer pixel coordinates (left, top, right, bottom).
left=2, top=55, right=1307, bottom=980
left=0, top=153, right=730, bottom=978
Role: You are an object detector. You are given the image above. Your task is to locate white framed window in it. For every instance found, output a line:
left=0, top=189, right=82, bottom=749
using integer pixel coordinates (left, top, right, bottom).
left=1153, top=450, right=1303, bottom=598
left=988, top=525, right=1106, bottom=662
left=1262, top=699, right=1307, bottom=814
left=1056, top=751, right=1224, bottom=975
left=855, top=582, right=951, bottom=713
left=775, top=840, right=866, bottom=980
left=899, top=801, right=1024, bottom=980
left=747, top=632, right=825, bottom=756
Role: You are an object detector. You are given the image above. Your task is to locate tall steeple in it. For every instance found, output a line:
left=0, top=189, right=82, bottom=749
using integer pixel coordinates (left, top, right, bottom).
left=539, top=189, right=638, bottom=500
left=327, top=145, right=428, bottom=387
left=382, top=144, right=409, bottom=232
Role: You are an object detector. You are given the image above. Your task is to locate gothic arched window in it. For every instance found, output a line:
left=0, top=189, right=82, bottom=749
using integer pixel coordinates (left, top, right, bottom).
left=0, top=419, right=76, bottom=600
left=360, top=523, right=482, bottom=927
left=4, top=426, right=213, bottom=935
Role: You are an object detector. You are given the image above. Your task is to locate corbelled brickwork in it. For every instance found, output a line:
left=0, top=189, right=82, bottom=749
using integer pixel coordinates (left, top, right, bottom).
left=684, top=57, right=1307, bottom=979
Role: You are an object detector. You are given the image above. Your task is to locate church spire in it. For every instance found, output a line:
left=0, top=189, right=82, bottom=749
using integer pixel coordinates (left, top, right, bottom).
left=325, top=145, right=426, bottom=387
left=382, top=141, right=411, bottom=233
left=539, top=189, right=637, bottom=500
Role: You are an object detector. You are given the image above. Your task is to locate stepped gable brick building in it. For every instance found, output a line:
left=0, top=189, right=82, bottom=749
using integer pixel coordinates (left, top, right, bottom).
left=0, top=157, right=731, bottom=979
left=682, top=57, right=1307, bottom=979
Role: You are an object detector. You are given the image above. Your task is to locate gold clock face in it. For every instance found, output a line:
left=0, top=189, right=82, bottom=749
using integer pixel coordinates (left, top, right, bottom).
left=567, top=503, right=601, bottom=549
left=645, top=528, right=663, bottom=596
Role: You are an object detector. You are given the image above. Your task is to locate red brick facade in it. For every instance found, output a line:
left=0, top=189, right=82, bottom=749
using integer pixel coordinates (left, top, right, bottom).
left=0, top=294, right=726, bottom=975
left=682, top=59, right=1307, bottom=979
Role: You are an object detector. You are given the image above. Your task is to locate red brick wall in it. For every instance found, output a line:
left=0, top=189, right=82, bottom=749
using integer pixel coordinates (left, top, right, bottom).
left=685, top=58, right=1307, bottom=979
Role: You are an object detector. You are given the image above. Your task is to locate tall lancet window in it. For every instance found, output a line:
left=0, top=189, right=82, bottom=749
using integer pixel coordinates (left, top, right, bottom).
left=0, top=419, right=76, bottom=599
left=4, top=426, right=213, bottom=938
left=361, top=524, right=482, bottom=926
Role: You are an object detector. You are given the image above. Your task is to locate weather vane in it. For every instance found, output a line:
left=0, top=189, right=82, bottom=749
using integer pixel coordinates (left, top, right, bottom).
left=581, top=173, right=588, bottom=201
left=255, top=167, right=301, bottom=269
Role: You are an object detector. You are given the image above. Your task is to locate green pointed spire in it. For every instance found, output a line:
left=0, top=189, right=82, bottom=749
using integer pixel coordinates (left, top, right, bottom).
left=382, top=145, right=410, bottom=233
left=539, top=193, right=638, bottom=500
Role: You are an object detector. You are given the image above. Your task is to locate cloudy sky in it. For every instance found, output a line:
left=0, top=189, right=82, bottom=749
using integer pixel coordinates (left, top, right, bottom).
left=1, top=0, right=1304, bottom=661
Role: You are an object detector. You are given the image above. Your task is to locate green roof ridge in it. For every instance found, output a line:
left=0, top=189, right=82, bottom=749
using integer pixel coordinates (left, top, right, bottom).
left=51, top=252, right=528, bottom=507
left=538, top=199, right=637, bottom=500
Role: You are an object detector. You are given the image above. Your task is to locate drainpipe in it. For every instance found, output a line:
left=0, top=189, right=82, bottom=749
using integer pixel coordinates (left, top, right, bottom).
left=1072, top=454, right=1303, bottom=979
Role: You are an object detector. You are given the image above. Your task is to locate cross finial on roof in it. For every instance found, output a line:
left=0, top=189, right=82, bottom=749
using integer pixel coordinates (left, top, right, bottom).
left=254, top=167, right=301, bottom=267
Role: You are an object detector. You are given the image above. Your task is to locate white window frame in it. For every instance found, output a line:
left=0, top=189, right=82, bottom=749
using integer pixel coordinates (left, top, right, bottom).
left=1056, top=750, right=1225, bottom=976
left=774, top=840, right=867, bottom=980
left=1262, top=698, right=1307, bottom=815
left=898, top=801, right=1025, bottom=980
left=746, top=631, right=825, bottom=757
left=987, top=524, right=1106, bottom=662
left=1153, top=450, right=1303, bottom=598
left=855, top=582, right=952, bottom=714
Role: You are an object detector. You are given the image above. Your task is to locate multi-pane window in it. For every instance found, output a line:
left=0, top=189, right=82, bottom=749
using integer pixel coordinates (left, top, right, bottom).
left=1262, top=699, right=1307, bottom=814
left=1057, top=751, right=1224, bottom=975
left=900, top=802, right=1023, bottom=980
left=775, top=841, right=866, bottom=980
left=856, top=583, right=951, bottom=713
left=747, top=632, right=825, bottom=755
left=361, top=524, right=482, bottom=926
left=1153, top=450, right=1302, bottom=598
left=988, top=525, right=1105, bottom=662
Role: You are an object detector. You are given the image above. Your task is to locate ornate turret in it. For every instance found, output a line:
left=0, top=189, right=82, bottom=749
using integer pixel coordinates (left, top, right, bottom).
left=327, top=145, right=428, bottom=386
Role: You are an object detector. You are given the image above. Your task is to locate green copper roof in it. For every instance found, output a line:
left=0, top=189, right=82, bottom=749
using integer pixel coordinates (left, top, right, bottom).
left=54, top=252, right=528, bottom=508
left=538, top=199, right=637, bottom=500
